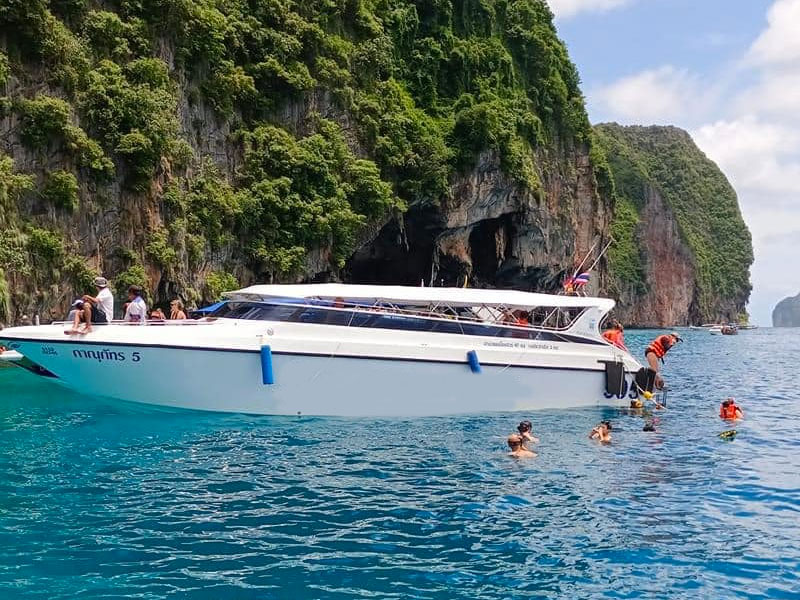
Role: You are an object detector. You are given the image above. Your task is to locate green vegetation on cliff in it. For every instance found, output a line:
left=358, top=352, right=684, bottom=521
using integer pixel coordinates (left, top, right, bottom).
left=0, top=0, right=595, bottom=317
left=595, top=123, right=752, bottom=320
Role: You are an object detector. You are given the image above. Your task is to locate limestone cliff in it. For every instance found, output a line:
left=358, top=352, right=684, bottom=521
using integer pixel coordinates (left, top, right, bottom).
left=594, top=124, right=753, bottom=327
left=773, top=294, right=800, bottom=327
left=0, top=0, right=612, bottom=323
left=0, top=1, right=750, bottom=327
left=348, top=146, right=609, bottom=292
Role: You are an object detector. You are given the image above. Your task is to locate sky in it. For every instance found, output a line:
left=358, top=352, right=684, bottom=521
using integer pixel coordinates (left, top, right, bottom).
left=548, top=0, right=798, bottom=326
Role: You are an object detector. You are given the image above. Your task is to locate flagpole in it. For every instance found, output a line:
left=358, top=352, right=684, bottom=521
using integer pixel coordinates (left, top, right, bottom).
left=571, top=238, right=600, bottom=280
left=584, top=238, right=614, bottom=274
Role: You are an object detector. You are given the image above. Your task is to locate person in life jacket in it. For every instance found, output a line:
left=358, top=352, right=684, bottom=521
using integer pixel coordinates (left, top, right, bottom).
left=719, top=398, right=743, bottom=420
left=644, top=332, right=682, bottom=388
left=602, top=319, right=628, bottom=351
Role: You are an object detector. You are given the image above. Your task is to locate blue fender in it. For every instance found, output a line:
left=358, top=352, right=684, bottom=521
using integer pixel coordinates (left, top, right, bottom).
left=466, top=350, right=481, bottom=374
left=260, top=345, right=275, bottom=385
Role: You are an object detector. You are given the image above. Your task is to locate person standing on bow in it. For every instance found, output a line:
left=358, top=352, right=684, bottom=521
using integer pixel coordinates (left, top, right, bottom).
left=644, top=332, right=682, bottom=388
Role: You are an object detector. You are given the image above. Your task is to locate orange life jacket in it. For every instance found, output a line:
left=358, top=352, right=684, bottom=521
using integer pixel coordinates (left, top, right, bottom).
left=720, top=403, right=739, bottom=419
left=602, top=329, right=626, bottom=350
left=646, top=335, right=673, bottom=359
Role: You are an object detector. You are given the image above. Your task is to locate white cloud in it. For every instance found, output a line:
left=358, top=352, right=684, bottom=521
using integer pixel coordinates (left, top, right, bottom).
left=591, top=66, right=704, bottom=124
left=746, top=0, right=800, bottom=66
left=693, top=116, right=800, bottom=196
left=547, top=0, right=635, bottom=19
left=734, top=71, right=800, bottom=117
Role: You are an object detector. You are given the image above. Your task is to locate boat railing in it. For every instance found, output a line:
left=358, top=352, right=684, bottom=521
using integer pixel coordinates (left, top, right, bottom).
left=49, top=318, right=218, bottom=326
left=216, top=298, right=597, bottom=334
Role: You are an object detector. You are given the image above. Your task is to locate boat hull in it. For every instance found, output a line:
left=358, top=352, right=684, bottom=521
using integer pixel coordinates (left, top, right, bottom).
left=5, top=339, right=632, bottom=416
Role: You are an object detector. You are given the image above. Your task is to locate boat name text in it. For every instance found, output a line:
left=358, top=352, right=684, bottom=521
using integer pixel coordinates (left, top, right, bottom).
left=71, top=349, right=141, bottom=362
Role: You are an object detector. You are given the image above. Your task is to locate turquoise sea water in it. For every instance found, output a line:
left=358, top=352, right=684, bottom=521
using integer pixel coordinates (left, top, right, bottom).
left=0, top=328, right=798, bottom=599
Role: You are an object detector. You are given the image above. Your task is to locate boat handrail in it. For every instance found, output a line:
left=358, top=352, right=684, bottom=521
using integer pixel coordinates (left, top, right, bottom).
left=49, top=318, right=218, bottom=326
left=215, top=298, right=602, bottom=335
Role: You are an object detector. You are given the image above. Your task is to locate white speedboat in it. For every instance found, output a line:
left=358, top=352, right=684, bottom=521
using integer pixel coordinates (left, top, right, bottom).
left=709, top=324, right=737, bottom=335
left=0, top=284, right=643, bottom=416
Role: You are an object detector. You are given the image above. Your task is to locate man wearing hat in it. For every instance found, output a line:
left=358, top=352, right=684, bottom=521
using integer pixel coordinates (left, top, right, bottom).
left=81, top=276, right=114, bottom=324
left=645, top=331, right=682, bottom=388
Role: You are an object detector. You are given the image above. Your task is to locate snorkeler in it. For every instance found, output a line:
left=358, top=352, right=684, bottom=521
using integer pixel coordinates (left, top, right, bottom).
left=589, top=421, right=612, bottom=443
left=517, top=420, right=539, bottom=444
left=719, top=398, right=743, bottom=420
left=507, top=434, right=536, bottom=458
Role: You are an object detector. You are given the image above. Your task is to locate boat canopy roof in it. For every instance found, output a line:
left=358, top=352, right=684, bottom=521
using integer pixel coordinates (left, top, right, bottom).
left=224, top=283, right=615, bottom=311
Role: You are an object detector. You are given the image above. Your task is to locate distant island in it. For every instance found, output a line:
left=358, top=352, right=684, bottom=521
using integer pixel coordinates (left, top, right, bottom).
left=773, top=293, right=800, bottom=327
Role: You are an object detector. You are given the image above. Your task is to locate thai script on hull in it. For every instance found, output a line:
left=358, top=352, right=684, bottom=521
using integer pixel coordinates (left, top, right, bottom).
left=71, top=349, right=141, bottom=362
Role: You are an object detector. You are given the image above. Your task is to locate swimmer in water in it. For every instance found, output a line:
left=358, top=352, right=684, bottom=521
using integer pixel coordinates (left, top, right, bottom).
left=719, top=398, right=743, bottom=420
left=507, top=434, right=536, bottom=458
left=517, top=420, right=539, bottom=444
left=589, top=420, right=612, bottom=443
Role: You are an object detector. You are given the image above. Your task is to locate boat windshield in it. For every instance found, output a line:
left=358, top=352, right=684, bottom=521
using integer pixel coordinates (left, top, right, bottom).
left=209, top=301, right=604, bottom=344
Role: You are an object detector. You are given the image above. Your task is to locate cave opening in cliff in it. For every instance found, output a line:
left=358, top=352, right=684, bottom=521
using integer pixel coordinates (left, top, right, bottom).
left=468, top=215, right=516, bottom=287
left=345, top=210, right=440, bottom=285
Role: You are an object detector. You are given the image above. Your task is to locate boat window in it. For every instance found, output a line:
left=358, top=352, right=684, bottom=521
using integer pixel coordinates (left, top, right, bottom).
left=213, top=302, right=300, bottom=322
left=212, top=301, right=603, bottom=345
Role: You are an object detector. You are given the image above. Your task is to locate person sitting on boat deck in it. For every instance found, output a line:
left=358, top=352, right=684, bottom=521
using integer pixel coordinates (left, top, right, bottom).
left=601, top=319, right=628, bottom=351
left=589, top=420, right=612, bottom=443
left=66, top=299, right=93, bottom=334
left=123, top=285, right=148, bottom=325
left=517, top=420, right=540, bottom=444
left=169, top=299, right=187, bottom=320
left=149, top=308, right=166, bottom=321
left=81, top=276, right=114, bottom=325
left=507, top=434, right=536, bottom=458
left=66, top=301, right=82, bottom=323
left=720, top=398, right=743, bottom=420
left=644, top=332, right=682, bottom=388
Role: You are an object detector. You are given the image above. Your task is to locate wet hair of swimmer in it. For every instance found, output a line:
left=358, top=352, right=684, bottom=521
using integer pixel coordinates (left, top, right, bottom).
left=643, top=421, right=655, bottom=432
left=722, top=398, right=734, bottom=406
left=507, top=434, right=523, bottom=450
left=517, top=420, right=532, bottom=434
left=601, top=420, right=612, bottom=430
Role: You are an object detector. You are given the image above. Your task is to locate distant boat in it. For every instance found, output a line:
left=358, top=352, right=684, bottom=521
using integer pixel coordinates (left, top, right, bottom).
left=739, top=324, right=758, bottom=330
left=709, top=324, right=738, bottom=335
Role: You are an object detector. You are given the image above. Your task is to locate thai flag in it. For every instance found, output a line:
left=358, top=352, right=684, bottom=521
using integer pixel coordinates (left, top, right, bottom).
left=574, top=272, right=590, bottom=287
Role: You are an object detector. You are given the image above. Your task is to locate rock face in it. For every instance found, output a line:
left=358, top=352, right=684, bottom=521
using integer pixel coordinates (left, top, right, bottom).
left=348, top=149, right=609, bottom=293
left=594, top=124, right=753, bottom=326
left=773, top=294, right=800, bottom=327
left=613, top=185, right=696, bottom=326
